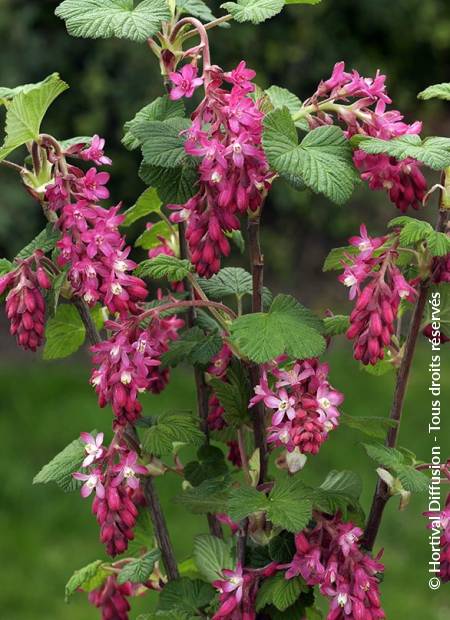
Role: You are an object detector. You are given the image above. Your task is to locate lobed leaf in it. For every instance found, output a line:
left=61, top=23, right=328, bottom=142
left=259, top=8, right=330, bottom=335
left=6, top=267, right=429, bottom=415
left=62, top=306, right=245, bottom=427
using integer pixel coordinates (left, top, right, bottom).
left=33, top=436, right=86, bottom=492
left=43, top=304, right=86, bottom=360
left=221, top=0, right=285, bottom=24
left=418, top=83, right=450, bottom=101
left=117, top=550, right=160, bottom=584
left=65, top=560, right=109, bottom=602
left=162, top=326, right=223, bottom=367
left=357, top=134, right=450, bottom=170
left=193, top=534, right=234, bottom=582
left=122, top=187, right=162, bottom=226
left=135, top=255, right=193, bottom=282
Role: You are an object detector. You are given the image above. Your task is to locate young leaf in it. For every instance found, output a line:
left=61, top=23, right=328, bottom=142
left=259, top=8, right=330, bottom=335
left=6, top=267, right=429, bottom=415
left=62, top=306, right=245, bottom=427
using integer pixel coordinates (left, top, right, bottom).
left=357, top=134, right=450, bottom=170
left=122, top=188, right=162, bottom=226
left=135, top=221, right=173, bottom=250
left=263, top=108, right=358, bottom=204
left=363, top=443, right=405, bottom=469
left=230, top=294, right=325, bottom=363
left=209, top=364, right=251, bottom=427
left=117, top=550, right=160, bottom=585
left=322, top=245, right=358, bottom=271
left=135, top=255, right=193, bottom=282
left=221, top=0, right=285, bottom=24
left=184, top=445, right=229, bottom=486
left=55, top=0, right=170, bottom=43
left=15, top=226, right=60, bottom=262
left=176, top=0, right=217, bottom=22
left=159, top=577, right=215, bottom=614
left=43, top=304, right=86, bottom=360
left=340, top=413, right=397, bottom=440
left=141, top=414, right=204, bottom=456
left=319, top=470, right=363, bottom=502
left=141, top=118, right=190, bottom=168
left=323, top=314, right=349, bottom=336
left=123, top=95, right=185, bottom=150
left=198, top=267, right=272, bottom=307
left=175, top=477, right=231, bottom=514
left=418, top=83, right=450, bottom=101
left=33, top=436, right=85, bottom=492
left=0, top=74, right=68, bottom=161
left=65, top=560, right=109, bottom=602
left=162, top=326, right=223, bottom=367
left=193, top=534, right=234, bottom=582
left=0, top=258, right=13, bottom=276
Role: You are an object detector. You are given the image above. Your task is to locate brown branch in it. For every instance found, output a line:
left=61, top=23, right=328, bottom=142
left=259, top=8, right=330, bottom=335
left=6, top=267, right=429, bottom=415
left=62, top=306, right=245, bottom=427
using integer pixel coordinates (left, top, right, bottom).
left=361, top=203, right=449, bottom=551
left=247, top=213, right=269, bottom=484
left=73, top=297, right=101, bottom=345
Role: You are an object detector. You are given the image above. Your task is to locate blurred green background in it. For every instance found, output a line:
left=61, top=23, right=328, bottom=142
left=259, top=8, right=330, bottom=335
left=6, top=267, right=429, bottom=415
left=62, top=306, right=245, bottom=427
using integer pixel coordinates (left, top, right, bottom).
left=0, top=0, right=449, bottom=618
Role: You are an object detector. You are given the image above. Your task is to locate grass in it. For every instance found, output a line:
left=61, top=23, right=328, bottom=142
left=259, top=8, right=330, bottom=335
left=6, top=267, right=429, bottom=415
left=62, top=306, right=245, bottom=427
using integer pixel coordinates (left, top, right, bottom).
left=0, top=339, right=448, bottom=619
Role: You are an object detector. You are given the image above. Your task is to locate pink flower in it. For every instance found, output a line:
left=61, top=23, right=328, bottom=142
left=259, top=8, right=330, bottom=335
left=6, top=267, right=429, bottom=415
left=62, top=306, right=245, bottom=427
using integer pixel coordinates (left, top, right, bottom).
left=349, top=224, right=384, bottom=258
left=80, top=135, right=112, bottom=166
left=264, top=388, right=297, bottom=425
left=77, top=168, right=110, bottom=201
left=111, top=451, right=147, bottom=489
left=80, top=432, right=105, bottom=467
left=73, top=470, right=105, bottom=499
left=169, top=64, right=203, bottom=100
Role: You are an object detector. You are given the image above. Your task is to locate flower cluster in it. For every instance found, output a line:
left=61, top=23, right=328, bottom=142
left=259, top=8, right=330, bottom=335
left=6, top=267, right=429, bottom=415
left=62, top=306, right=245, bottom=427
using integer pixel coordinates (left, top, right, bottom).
left=88, top=575, right=133, bottom=620
left=308, top=62, right=427, bottom=212
left=285, top=514, right=385, bottom=620
left=0, top=251, right=51, bottom=351
left=73, top=432, right=147, bottom=557
left=45, top=138, right=148, bottom=316
left=339, top=225, right=417, bottom=365
left=425, top=492, right=450, bottom=582
left=91, top=314, right=183, bottom=427
left=250, top=358, right=343, bottom=455
left=169, top=61, right=271, bottom=277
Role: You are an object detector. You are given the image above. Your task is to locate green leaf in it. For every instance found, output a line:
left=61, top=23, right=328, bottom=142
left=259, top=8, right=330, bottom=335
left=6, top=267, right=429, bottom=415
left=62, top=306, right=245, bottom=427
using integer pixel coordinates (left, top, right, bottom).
left=198, top=267, right=272, bottom=309
left=221, top=0, right=284, bottom=24
left=0, top=74, right=68, bottom=161
left=123, top=96, right=185, bottom=150
left=33, top=436, right=85, bottom=492
left=319, top=469, right=363, bottom=502
left=209, top=364, right=251, bottom=427
left=340, top=413, right=397, bottom=440
left=363, top=443, right=428, bottom=492
left=398, top=218, right=433, bottom=246
left=135, top=255, right=193, bottom=282
left=357, top=134, right=450, bottom=170
left=55, top=0, right=170, bottom=42
left=135, top=220, right=173, bottom=249
left=159, top=577, right=215, bottom=614
left=228, top=486, right=268, bottom=521
left=418, top=83, right=450, bottom=101
left=184, top=445, right=229, bottom=487
left=141, top=118, right=190, bottom=168
left=263, top=108, right=358, bottom=204
left=363, top=443, right=405, bottom=468
left=117, top=550, right=160, bottom=585
left=284, top=0, right=322, bottom=3
left=256, top=573, right=306, bottom=612
left=323, top=314, right=349, bottom=336
left=141, top=413, right=204, bottom=456
left=230, top=293, right=325, bottom=363
left=268, top=531, right=296, bottom=563
left=361, top=358, right=394, bottom=376
left=395, top=465, right=430, bottom=493
left=162, top=327, right=223, bottom=367
left=322, top=245, right=358, bottom=271
left=175, top=477, right=231, bottom=514
left=43, top=304, right=86, bottom=360
left=176, top=0, right=217, bottom=22
left=294, top=470, right=362, bottom=516
left=193, top=534, right=234, bottom=582
left=47, top=267, right=69, bottom=317
left=0, top=258, right=13, bottom=276
left=264, top=85, right=307, bottom=128
left=267, top=478, right=312, bottom=532
left=122, top=188, right=162, bottom=226
left=140, top=160, right=198, bottom=204
left=15, top=224, right=61, bottom=261
left=65, top=560, right=109, bottom=602
left=427, top=231, right=450, bottom=257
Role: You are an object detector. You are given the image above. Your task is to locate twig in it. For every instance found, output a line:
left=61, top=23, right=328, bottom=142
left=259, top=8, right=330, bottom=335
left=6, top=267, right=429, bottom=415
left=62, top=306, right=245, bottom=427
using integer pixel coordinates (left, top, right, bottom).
left=247, top=213, right=269, bottom=484
left=0, top=159, right=26, bottom=174
left=73, top=297, right=101, bottom=345
left=361, top=200, right=449, bottom=551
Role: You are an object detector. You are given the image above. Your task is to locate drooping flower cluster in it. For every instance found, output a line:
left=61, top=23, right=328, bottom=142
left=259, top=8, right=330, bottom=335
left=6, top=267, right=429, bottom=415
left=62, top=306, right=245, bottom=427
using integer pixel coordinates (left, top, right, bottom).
left=424, top=492, right=450, bottom=582
left=0, top=251, right=51, bottom=351
left=73, top=432, right=147, bottom=557
left=212, top=562, right=278, bottom=620
left=339, top=225, right=417, bottom=365
left=169, top=61, right=271, bottom=277
left=206, top=344, right=241, bottom=467
left=285, top=514, right=385, bottom=620
left=308, top=62, right=427, bottom=212
left=88, top=575, right=133, bottom=620
left=45, top=138, right=148, bottom=316
left=91, top=314, right=183, bottom=427
left=250, top=358, right=343, bottom=455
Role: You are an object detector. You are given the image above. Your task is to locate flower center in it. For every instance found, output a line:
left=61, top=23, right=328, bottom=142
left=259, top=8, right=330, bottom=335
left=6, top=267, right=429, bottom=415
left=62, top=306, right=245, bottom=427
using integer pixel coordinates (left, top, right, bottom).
left=123, top=466, right=135, bottom=479
left=319, top=397, right=331, bottom=410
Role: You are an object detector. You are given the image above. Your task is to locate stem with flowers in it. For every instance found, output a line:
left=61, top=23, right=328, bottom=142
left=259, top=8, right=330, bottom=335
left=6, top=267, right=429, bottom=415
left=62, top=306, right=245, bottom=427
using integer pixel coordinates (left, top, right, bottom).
left=0, top=2, right=450, bottom=619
